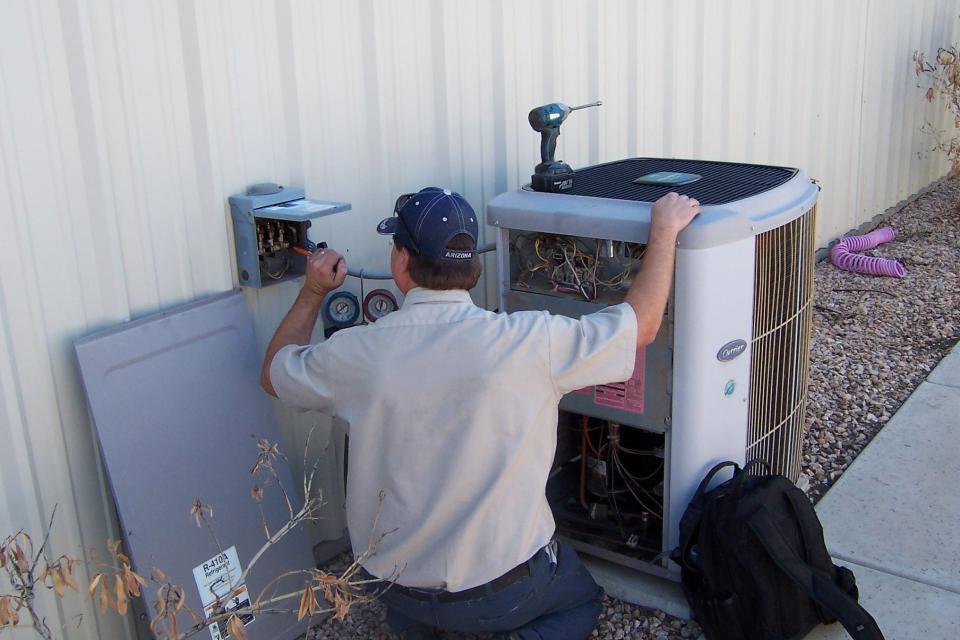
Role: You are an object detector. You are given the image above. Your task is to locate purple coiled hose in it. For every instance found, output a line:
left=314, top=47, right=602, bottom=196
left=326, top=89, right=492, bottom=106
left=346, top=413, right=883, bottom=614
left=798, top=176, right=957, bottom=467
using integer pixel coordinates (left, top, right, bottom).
left=830, top=227, right=906, bottom=278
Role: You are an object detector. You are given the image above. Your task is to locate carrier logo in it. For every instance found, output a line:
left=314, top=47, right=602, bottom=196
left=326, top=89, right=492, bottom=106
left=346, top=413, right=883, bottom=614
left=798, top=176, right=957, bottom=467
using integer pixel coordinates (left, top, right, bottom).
left=717, top=339, right=748, bottom=362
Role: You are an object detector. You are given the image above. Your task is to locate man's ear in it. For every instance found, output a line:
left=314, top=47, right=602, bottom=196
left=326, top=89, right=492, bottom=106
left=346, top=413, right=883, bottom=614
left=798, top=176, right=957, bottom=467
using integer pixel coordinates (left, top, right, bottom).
left=395, top=244, right=410, bottom=271
left=391, top=243, right=417, bottom=292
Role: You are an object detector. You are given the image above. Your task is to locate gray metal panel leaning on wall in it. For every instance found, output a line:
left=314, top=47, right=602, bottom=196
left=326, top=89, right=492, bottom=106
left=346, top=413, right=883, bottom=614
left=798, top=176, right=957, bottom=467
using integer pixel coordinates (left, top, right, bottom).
left=75, top=291, right=314, bottom=639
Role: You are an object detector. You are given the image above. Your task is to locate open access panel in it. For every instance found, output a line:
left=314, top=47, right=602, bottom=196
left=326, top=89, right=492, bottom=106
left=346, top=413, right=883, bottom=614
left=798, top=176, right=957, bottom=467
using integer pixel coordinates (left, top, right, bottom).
left=499, top=230, right=674, bottom=576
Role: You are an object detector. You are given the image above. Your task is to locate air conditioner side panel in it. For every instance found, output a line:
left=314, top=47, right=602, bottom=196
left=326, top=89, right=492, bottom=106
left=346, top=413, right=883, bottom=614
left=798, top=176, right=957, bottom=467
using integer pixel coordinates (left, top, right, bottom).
left=668, top=238, right=755, bottom=550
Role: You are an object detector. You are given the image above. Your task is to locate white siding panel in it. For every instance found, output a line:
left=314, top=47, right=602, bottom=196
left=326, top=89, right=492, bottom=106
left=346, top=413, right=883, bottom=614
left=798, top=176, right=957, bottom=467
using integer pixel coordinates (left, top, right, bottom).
left=1, top=2, right=957, bottom=637
left=0, top=1, right=140, bottom=637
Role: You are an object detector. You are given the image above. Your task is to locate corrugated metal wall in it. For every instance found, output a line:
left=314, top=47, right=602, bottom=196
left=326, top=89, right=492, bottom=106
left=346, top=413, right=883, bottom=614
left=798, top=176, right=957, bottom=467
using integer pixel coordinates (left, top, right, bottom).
left=1, top=1, right=955, bottom=637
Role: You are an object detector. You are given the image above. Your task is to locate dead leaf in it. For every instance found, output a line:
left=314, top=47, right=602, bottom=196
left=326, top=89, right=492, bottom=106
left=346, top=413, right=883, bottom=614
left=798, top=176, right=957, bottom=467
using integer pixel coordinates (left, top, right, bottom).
left=98, top=579, right=111, bottom=613
left=63, top=559, right=79, bottom=592
left=250, top=485, right=263, bottom=503
left=256, top=439, right=279, bottom=457
left=88, top=573, right=103, bottom=599
left=0, top=596, right=20, bottom=627
left=938, top=49, right=956, bottom=65
left=226, top=615, right=248, bottom=640
left=190, top=499, right=213, bottom=528
left=297, top=582, right=318, bottom=621
left=115, top=575, right=128, bottom=616
left=316, top=572, right=339, bottom=585
left=927, top=87, right=936, bottom=102
left=52, top=566, right=66, bottom=597
left=332, top=589, right=351, bottom=621
left=251, top=439, right=282, bottom=475
left=13, top=544, right=28, bottom=573
left=123, top=566, right=146, bottom=597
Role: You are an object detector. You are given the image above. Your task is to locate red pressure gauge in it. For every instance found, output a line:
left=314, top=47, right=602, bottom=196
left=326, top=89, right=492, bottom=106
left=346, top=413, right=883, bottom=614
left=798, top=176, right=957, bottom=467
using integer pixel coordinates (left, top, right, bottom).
left=363, top=289, right=399, bottom=322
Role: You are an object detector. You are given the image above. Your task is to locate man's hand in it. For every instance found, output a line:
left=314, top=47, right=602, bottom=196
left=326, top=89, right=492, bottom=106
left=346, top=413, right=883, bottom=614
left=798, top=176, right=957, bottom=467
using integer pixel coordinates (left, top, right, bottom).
left=650, top=192, right=701, bottom=238
left=261, top=247, right=347, bottom=397
left=303, top=248, right=347, bottom=300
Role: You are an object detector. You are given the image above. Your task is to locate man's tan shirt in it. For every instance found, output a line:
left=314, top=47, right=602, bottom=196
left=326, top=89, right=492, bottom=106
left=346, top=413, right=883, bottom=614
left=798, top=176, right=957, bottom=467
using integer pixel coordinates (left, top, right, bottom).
left=271, top=287, right=637, bottom=591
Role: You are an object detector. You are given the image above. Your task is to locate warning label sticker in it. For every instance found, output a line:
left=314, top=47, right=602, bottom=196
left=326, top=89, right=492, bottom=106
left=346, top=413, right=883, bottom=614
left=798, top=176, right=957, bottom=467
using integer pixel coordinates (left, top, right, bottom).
left=202, top=586, right=254, bottom=640
left=192, top=546, right=255, bottom=640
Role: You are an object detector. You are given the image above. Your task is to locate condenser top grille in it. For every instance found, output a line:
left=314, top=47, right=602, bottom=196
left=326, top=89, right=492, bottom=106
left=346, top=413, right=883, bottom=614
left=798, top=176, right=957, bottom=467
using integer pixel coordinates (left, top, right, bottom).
left=564, top=158, right=797, bottom=205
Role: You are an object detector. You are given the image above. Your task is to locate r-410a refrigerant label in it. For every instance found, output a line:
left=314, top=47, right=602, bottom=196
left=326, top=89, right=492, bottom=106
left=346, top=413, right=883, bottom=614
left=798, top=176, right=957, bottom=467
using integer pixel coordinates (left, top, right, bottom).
left=192, top=546, right=255, bottom=639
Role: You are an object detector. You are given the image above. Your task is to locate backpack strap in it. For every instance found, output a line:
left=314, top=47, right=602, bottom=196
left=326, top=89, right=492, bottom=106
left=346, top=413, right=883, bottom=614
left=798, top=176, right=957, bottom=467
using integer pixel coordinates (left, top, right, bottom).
left=779, top=482, right=849, bottom=621
left=780, top=485, right=830, bottom=565
left=748, top=508, right=885, bottom=640
left=679, top=462, right=740, bottom=568
left=729, top=458, right=772, bottom=497
left=697, top=461, right=741, bottom=497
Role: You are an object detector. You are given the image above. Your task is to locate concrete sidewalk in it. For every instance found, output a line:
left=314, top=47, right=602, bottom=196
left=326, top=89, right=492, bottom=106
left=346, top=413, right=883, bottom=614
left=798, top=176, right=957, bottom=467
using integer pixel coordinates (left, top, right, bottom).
left=805, top=343, right=960, bottom=639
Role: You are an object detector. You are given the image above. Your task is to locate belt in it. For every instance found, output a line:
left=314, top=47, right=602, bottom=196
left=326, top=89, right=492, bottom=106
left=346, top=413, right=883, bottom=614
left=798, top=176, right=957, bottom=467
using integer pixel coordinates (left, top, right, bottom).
left=391, top=553, right=535, bottom=604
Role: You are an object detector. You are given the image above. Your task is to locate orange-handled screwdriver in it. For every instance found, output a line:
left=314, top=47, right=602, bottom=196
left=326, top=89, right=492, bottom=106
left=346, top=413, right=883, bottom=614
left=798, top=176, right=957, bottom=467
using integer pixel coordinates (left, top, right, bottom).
left=292, top=240, right=327, bottom=257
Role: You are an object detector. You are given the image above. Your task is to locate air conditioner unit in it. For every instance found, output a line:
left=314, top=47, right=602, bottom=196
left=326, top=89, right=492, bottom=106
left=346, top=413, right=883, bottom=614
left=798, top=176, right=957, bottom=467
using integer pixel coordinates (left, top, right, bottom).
left=487, top=158, right=819, bottom=579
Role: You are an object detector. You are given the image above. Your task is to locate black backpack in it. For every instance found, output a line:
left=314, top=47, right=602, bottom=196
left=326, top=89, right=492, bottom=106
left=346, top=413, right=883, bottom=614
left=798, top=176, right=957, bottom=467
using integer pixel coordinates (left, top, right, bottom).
left=672, top=461, right=884, bottom=640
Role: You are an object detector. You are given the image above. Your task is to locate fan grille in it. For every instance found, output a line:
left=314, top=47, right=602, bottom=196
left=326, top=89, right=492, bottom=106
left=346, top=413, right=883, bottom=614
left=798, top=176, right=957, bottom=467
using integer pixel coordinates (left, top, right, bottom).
left=747, top=206, right=817, bottom=481
left=565, top=158, right=796, bottom=205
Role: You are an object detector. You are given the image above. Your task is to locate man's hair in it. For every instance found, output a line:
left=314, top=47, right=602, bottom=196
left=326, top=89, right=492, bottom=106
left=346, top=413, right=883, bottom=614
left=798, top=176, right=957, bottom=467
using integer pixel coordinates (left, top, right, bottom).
left=395, top=233, right=482, bottom=291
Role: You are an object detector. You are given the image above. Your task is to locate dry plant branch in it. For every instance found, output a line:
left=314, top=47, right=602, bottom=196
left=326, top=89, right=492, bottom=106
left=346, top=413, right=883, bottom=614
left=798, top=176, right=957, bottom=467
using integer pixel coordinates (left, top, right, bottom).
left=2, top=425, right=396, bottom=640
left=0, top=504, right=81, bottom=640
left=914, top=46, right=960, bottom=174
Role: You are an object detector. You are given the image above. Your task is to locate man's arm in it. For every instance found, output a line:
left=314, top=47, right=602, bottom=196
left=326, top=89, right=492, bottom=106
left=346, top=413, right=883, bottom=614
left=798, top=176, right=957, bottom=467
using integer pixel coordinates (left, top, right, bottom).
left=260, top=249, right=347, bottom=397
left=624, top=192, right=701, bottom=347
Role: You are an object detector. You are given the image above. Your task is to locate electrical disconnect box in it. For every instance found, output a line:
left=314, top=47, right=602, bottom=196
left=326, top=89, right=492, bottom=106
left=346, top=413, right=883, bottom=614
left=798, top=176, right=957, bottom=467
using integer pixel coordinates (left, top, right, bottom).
left=229, top=183, right=351, bottom=288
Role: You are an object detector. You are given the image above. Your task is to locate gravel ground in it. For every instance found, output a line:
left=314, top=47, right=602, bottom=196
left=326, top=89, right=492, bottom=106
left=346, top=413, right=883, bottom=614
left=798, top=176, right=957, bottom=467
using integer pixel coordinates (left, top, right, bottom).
left=803, top=176, right=960, bottom=501
left=308, top=178, right=960, bottom=639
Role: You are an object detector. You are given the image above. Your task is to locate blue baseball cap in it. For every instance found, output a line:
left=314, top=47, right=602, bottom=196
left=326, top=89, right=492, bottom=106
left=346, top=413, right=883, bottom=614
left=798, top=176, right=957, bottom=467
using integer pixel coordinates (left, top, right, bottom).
left=377, top=187, right=479, bottom=261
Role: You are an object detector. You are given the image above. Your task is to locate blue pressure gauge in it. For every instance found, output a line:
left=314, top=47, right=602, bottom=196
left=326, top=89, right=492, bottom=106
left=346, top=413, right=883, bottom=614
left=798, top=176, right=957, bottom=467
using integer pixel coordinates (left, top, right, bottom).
left=323, top=291, right=360, bottom=328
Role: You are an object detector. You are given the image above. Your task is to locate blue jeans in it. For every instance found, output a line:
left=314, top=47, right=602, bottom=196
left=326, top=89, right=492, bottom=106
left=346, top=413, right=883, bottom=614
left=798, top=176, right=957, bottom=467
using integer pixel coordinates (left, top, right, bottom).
left=374, top=541, right=603, bottom=639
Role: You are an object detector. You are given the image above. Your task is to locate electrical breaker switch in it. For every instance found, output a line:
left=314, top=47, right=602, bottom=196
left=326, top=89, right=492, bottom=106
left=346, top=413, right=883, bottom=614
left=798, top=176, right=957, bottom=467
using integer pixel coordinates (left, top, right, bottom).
left=229, top=184, right=351, bottom=288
